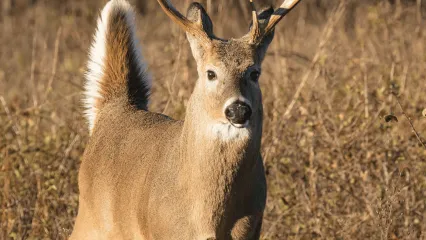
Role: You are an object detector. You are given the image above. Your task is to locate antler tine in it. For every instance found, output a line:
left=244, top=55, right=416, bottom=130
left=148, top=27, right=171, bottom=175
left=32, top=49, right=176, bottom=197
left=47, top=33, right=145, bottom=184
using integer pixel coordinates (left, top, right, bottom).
left=157, top=0, right=210, bottom=42
left=262, top=0, right=301, bottom=37
left=249, top=0, right=261, bottom=43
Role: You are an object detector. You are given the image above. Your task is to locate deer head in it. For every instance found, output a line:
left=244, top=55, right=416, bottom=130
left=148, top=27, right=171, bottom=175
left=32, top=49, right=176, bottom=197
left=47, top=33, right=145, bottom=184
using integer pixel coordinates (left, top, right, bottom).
left=158, top=0, right=300, bottom=141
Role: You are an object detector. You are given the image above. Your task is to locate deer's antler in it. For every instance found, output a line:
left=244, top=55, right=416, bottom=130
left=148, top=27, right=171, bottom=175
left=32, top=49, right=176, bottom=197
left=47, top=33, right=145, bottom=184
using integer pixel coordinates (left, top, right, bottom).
left=249, top=0, right=301, bottom=44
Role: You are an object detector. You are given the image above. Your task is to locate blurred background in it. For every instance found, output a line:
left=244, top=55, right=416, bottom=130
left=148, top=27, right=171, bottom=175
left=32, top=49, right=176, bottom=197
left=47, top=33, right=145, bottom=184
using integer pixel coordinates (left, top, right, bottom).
left=1, top=0, right=426, bottom=239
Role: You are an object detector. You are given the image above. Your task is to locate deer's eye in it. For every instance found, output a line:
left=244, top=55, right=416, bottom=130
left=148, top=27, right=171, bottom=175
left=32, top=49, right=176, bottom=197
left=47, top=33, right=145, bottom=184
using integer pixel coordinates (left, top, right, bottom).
left=207, top=70, right=217, bottom=81
left=250, top=70, right=260, bottom=82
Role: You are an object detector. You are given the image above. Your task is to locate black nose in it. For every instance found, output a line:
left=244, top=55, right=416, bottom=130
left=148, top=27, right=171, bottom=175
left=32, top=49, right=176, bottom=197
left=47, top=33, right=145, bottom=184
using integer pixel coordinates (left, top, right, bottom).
left=225, top=101, right=252, bottom=125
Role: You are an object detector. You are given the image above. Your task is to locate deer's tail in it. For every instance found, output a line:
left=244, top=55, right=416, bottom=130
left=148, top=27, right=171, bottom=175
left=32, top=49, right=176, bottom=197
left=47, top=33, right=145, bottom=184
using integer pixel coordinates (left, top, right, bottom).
left=84, top=0, right=151, bottom=132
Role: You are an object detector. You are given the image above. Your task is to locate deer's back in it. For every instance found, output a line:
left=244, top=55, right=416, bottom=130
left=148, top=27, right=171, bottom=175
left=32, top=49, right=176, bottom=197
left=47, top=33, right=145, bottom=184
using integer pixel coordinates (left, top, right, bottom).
left=72, top=101, right=185, bottom=239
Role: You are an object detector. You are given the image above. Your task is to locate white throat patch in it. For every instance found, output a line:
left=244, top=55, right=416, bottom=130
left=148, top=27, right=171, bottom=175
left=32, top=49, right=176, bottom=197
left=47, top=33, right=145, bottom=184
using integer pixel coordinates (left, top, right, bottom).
left=209, top=123, right=250, bottom=141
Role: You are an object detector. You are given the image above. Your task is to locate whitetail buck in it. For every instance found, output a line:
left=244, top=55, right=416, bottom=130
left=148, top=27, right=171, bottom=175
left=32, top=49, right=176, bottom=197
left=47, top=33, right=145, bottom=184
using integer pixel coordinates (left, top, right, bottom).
left=71, top=0, right=301, bottom=239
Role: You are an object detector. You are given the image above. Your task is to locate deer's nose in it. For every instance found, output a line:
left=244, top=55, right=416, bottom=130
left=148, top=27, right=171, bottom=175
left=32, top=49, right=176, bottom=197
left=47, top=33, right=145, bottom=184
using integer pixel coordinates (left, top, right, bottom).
left=225, top=101, right=252, bottom=125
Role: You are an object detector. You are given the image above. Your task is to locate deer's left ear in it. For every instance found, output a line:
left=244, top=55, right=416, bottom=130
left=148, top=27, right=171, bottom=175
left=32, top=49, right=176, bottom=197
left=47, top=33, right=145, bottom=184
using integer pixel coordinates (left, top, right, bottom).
left=253, top=7, right=275, bottom=62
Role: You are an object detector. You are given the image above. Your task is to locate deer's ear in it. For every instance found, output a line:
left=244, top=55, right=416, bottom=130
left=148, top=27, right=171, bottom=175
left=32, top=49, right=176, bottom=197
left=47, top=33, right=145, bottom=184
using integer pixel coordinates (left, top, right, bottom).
left=186, top=3, right=214, bottom=64
left=253, top=7, right=275, bottom=62
left=186, top=3, right=214, bottom=37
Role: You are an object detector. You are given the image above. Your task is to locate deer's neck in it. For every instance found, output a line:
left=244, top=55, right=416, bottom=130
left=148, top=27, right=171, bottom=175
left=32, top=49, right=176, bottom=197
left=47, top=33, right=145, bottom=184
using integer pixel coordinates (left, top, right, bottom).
left=178, top=96, right=262, bottom=231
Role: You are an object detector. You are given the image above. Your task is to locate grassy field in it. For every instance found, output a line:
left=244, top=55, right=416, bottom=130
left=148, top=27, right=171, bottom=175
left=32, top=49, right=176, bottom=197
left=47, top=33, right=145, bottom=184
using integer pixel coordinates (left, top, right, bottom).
left=1, top=0, right=426, bottom=239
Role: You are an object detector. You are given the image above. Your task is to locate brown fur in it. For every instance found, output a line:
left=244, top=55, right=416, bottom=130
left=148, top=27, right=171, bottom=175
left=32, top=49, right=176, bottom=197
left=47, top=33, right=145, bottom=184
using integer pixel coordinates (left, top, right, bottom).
left=70, top=0, right=296, bottom=239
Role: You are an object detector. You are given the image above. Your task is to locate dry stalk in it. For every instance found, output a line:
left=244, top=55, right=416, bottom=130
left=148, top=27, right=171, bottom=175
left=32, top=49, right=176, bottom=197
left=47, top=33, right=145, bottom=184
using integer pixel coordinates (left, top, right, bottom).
left=30, top=174, right=42, bottom=236
left=417, top=0, right=422, bottom=23
left=1, top=148, right=10, bottom=239
left=162, top=32, right=185, bottom=115
left=30, top=31, right=38, bottom=107
left=364, top=73, right=369, bottom=119
left=44, top=27, right=62, bottom=102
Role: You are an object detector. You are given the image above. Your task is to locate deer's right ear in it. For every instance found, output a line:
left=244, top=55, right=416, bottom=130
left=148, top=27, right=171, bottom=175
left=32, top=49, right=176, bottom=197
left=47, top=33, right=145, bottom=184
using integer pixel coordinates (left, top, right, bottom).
left=186, top=3, right=214, bottom=64
left=186, top=3, right=214, bottom=37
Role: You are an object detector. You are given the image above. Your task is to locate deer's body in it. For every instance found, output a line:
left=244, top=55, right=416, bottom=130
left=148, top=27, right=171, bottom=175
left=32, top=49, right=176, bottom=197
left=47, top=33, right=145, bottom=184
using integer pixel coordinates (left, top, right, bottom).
left=72, top=100, right=265, bottom=239
left=71, top=0, right=300, bottom=239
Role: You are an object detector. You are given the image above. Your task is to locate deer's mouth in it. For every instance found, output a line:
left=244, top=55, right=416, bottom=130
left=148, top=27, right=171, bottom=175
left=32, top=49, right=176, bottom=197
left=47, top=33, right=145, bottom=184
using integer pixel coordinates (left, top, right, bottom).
left=229, top=120, right=250, bottom=129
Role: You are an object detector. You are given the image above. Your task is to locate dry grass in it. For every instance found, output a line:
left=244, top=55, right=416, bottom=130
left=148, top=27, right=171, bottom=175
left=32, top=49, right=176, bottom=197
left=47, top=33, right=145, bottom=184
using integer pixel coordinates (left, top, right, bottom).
left=1, top=0, right=426, bottom=239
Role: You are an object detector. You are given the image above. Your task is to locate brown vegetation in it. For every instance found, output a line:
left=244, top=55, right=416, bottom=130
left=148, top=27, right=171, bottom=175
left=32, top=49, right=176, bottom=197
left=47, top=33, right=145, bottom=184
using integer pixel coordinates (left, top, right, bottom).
left=1, top=0, right=426, bottom=239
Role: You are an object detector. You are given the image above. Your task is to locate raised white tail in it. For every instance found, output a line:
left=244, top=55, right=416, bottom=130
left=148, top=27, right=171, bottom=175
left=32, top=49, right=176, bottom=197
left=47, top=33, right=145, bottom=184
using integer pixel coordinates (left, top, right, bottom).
left=84, top=0, right=151, bottom=132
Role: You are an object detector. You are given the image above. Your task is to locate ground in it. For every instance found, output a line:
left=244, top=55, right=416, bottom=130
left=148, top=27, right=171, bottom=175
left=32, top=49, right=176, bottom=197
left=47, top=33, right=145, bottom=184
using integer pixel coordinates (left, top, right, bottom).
left=1, top=0, right=426, bottom=239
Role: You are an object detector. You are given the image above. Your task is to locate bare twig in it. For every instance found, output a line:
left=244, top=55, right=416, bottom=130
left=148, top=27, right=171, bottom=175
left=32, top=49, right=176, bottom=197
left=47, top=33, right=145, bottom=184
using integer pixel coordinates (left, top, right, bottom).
left=393, top=93, right=426, bottom=149
left=0, top=96, right=22, bottom=148
left=262, top=203, right=303, bottom=239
